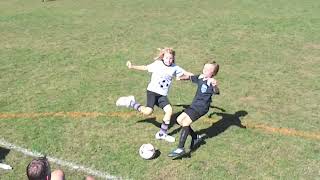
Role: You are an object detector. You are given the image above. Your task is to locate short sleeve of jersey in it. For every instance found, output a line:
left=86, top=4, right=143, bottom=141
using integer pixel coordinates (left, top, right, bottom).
left=174, top=65, right=185, bottom=77
left=190, top=75, right=199, bottom=83
left=146, top=61, right=159, bottom=73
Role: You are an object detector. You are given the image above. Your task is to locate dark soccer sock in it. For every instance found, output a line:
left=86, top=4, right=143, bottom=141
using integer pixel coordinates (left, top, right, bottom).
left=189, top=126, right=197, bottom=139
left=159, top=122, right=168, bottom=135
left=178, top=126, right=190, bottom=149
left=129, top=101, right=141, bottom=111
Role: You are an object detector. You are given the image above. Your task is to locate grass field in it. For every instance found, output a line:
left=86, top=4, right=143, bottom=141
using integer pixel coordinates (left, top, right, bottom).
left=0, top=0, right=319, bottom=179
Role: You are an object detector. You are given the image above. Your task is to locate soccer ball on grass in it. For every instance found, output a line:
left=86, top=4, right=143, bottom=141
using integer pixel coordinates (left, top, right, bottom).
left=139, top=144, right=156, bottom=160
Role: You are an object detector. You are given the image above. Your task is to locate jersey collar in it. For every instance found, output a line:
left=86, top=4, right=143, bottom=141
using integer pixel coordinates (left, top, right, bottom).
left=162, top=60, right=173, bottom=67
left=198, top=74, right=213, bottom=86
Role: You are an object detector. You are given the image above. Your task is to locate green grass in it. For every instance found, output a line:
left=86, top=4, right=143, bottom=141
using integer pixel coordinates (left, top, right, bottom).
left=1, top=0, right=319, bottom=179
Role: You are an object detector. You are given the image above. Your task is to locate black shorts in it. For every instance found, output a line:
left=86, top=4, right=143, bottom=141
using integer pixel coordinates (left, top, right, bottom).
left=146, top=90, right=170, bottom=109
left=184, top=107, right=207, bottom=121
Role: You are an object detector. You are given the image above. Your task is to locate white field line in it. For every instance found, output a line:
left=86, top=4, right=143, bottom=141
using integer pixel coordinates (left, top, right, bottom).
left=0, top=138, right=121, bottom=180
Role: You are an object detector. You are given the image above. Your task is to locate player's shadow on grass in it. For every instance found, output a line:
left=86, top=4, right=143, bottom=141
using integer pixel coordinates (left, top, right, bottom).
left=136, top=104, right=230, bottom=136
left=136, top=106, right=247, bottom=159
left=136, top=111, right=182, bottom=130
left=199, top=110, right=248, bottom=140
left=0, top=147, right=10, bottom=163
left=173, top=110, right=248, bottom=160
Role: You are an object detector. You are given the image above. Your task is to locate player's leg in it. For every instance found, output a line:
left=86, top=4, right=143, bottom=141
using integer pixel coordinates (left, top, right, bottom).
left=138, top=90, right=157, bottom=115
left=176, top=112, right=192, bottom=127
left=162, top=104, right=172, bottom=125
left=116, top=95, right=136, bottom=108
left=169, top=109, right=203, bottom=158
left=177, top=112, right=200, bottom=147
left=177, top=112, right=193, bottom=149
left=155, top=97, right=175, bottom=142
left=168, top=112, right=192, bottom=157
left=189, top=127, right=202, bottom=150
left=179, top=110, right=204, bottom=150
left=160, top=104, right=172, bottom=135
left=155, top=105, right=175, bottom=142
left=139, top=106, right=153, bottom=115
left=117, top=96, right=154, bottom=115
left=116, top=91, right=155, bottom=115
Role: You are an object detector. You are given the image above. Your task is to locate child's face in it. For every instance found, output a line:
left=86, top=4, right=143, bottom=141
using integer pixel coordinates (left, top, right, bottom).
left=163, top=52, right=174, bottom=66
left=202, top=64, right=215, bottom=78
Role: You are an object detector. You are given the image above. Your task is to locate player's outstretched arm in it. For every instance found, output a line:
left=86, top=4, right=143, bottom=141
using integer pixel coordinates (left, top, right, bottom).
left=177, top=74, right=191, bottom=80
left=176, top=71, right=194, bottom=80
left=126, top=61, right=147, bottom=71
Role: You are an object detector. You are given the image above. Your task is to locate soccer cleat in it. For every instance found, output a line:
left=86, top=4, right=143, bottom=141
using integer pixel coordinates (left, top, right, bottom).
left=116, top=95, right=135, bottom=107
left=190, top=135, right=203, bottom=150
left=168, top=148, right=186, bottom=158
left=155, top=131, right=175, bottom=143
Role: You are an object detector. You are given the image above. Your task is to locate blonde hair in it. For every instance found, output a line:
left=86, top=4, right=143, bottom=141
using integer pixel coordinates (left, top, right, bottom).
left=206, top=60, right=219, bottom=77
left=154, top=47, right=176, bottom=63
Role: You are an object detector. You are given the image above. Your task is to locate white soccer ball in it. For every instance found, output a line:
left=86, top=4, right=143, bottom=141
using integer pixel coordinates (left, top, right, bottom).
left=139, top=143, right=155, bottom=160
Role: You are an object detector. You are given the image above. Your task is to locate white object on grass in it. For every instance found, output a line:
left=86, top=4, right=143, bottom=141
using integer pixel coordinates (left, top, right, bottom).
left=0, top=163, right=12, bottom=170
left=116, top=95, right=135, bottom=107
left=139, top=143, right=155, bottom=160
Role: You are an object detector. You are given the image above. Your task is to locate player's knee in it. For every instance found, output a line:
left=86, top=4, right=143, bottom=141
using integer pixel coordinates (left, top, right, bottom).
left=163, top=105, right=173, bottom=115
left=176, top=115, right=184, bottom=126
left=181, top=120, right=192, bottom=127
left=178, top=114, right=192, bottom=127
left=51, top=169, right=65, bottom=180
left=141, top=107, right=153, bottom=115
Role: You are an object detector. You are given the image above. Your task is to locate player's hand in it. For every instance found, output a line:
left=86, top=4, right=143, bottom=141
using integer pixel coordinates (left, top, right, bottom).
left=176, top=74, right=190, bottom=81
left=126, top=61, right=132, bottom=69
left=184, top=71, right=194, bottom=76
left=209, top=78, right=218, bottom=86
left=210, top=78, right=220, bottom=94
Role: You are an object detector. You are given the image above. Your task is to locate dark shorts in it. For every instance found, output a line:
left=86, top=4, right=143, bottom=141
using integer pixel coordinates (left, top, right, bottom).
left=184, top=107, right=207, bottom=121
left=146, top=90, right=170, bottom=109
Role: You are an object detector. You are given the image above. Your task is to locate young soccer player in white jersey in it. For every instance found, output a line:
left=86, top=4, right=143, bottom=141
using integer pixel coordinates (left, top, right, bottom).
left=116, top=48, right=192, bottom=142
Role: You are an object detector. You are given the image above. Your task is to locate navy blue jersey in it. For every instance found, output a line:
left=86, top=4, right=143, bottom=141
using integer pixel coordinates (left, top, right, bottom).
left=189, top=75, right=219, bottom=115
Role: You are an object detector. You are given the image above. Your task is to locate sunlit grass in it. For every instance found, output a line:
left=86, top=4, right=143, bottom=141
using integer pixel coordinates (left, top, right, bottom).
left=0, top=0, right=319, bottom=179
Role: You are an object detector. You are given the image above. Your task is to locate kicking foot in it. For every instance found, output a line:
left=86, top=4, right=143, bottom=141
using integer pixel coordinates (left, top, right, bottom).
left=168, top=148, right=186, bottom=158
left=155, top=131, right=175, bottom=143
left=116, top=95, right=135, bottom=107
left=190, top=134, right=204, bottom=150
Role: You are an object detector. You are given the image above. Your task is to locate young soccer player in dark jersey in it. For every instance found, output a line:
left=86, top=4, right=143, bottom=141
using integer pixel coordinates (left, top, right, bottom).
left=168, top=61, right=220, bottom=158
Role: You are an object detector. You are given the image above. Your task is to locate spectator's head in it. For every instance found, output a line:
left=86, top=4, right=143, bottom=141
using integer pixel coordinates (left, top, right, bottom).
left=26, top=157, right=51, bottom=180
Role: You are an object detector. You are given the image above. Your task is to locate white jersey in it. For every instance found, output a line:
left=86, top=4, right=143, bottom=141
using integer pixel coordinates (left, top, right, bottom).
left=146, top=60, right=185, bottom=96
